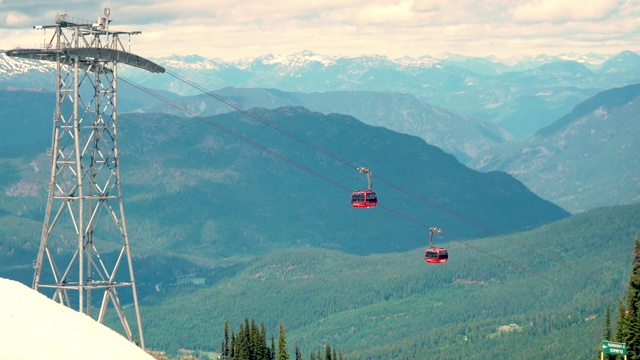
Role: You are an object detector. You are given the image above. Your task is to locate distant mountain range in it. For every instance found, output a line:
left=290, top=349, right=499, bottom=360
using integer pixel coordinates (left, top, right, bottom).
left=3, top=50, right=640, bottom=140
left=141, top=50, right=640, bottom=139
left=146, top=88, right=512, bottom=163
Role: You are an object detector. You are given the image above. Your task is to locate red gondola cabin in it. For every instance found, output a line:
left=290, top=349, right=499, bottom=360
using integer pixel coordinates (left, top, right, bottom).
left=352, top=167, right=377, bottom=208
left=351, top=190, right=377, bottom=208
left=424, top=247, right=448, bottom=264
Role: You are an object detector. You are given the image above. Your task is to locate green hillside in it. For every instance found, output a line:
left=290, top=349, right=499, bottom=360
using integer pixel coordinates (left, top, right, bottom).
left=0, top=106, right=568, bottom=264
left=132, top=202, right=639, bottom=358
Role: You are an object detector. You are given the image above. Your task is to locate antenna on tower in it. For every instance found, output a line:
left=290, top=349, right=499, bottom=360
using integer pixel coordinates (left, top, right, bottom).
left=5, top=8, right=164, bottom=350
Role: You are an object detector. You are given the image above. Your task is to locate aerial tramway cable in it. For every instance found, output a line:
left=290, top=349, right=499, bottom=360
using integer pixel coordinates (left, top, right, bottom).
left=169, top=70, right=614, bottom=284
left=165, top=69, right=357, bottom=170
left=119, top=75, right=597, bottom=293
left=160, top=70, right=607, bottom=284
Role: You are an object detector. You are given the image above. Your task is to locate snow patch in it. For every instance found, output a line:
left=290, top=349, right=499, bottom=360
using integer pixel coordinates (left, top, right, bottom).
left=593, top=106, right=609, bottom=119
left=0, top=278, right=154, bottom=360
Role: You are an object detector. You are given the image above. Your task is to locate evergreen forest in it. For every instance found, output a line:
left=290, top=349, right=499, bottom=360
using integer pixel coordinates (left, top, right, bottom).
left=217, top=318, right=345, bottom=360
left=95, top=203, right=639, bottom=359
left=604, top=236, right=640, bottom=360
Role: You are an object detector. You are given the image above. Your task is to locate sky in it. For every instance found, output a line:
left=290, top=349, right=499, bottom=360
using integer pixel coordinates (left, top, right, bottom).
left=0, top=0, right=639, bottom=61
left=0, top=277, right=155, bottom=359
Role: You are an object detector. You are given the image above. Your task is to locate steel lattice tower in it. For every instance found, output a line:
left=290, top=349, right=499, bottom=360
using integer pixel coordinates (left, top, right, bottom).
left=6, top=8, right=164, bottom=349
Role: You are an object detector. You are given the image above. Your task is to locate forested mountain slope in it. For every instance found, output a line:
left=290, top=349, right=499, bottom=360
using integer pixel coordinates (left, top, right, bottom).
left=0, top=106, right=568, bottom=260
left=132, top=202, right=639, bottom=358
left=470, top=83, right=640, bottom=213
left=0, top=102, right=571, bottom=309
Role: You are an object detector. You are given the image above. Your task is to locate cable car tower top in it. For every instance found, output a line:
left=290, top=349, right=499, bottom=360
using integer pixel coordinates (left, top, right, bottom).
left=5, top=8, right=164, bottom=350
left=6, top=8, right=164, bottom=74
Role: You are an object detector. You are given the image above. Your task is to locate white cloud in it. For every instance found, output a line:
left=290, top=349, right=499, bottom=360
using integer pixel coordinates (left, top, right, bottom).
left=511, top=0, right=620, bottom=22
left=0, top=0, right=638, bottom=60
left=3, top=11, right=31, bottom=26
left=355, top=0, right=415, bottom=24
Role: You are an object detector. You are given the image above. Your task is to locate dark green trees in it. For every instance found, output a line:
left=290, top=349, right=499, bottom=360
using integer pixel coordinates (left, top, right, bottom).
left=277, top=321, right=290, bottom=360
left=295, top=341, right=302, bottom=360
left=222, top=320, right=231, bottom=359
left=221, top=318, right=274, bottom=360
left=220, top=319, right=345, bottom=360
left=613, top=236, right=640, bottom=359
left=603, top=305, right=614, bottom=360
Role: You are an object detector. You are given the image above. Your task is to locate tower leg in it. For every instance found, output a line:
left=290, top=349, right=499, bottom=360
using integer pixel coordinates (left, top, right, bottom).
left=31, top=50, right=144, bottom=348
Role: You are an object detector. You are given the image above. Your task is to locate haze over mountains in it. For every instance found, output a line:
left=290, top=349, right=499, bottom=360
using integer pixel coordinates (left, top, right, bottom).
left=470, top=83, right=640, bottom=213
left=147, top=87, right=513, bottom=163
left=4, top=49, right=640, bottom=141
left=134, top=50, right=640, bottom=140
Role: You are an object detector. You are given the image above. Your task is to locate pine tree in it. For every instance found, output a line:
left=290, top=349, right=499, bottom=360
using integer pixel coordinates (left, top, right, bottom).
left=619, top=236, right=640, bottom=359
left=628, top=237, right=640, bottom=359
left=222, top=339, right=227, bottom=359
left=244, top=318, right=253, bottom=360
left=222, top=320, right=230, bottom=360
left=603, top=306, right=614, bottom=360
left=230, top=332, right=236, bottom=360
left=277, top=321, right=290, bottom=360
left=604, top=305, right=612, bottom=340
left=325, top=344, right=332, bottom=360
left=250, top=319, right=265, bottom=360
left=236, top=323, right=250, bottom=360
left=260, top=322, right=270, bottom=360
left=616, top=299, right=628, bottom=343
left=295, top=341, right=302, bottom=360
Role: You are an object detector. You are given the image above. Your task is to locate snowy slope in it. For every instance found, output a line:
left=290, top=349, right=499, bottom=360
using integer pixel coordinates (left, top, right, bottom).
left=0, top=278, right=154, bottom=360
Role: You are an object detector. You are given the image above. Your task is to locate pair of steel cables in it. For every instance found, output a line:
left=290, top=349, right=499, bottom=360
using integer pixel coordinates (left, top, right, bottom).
left=119, top=69, right=606, bottom=294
